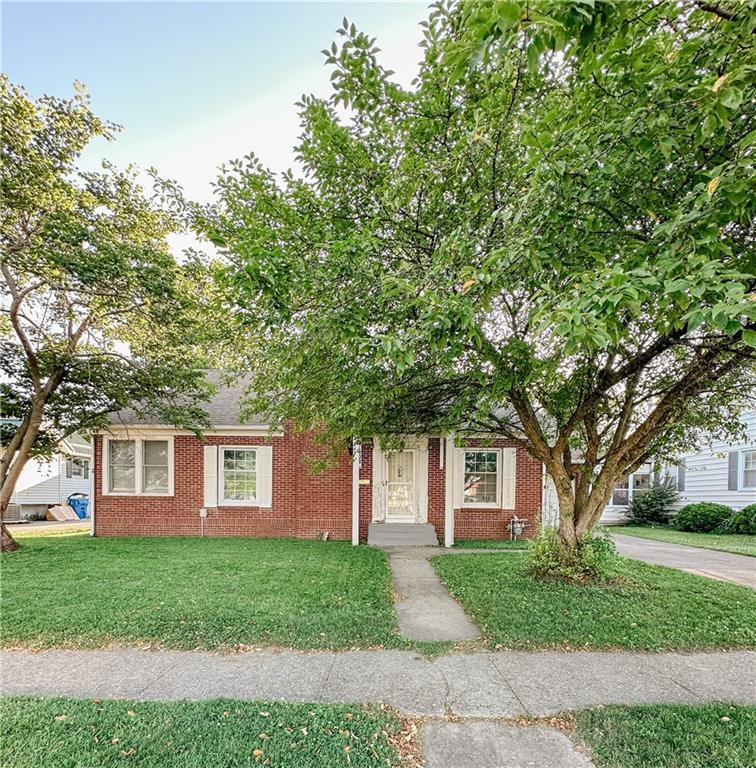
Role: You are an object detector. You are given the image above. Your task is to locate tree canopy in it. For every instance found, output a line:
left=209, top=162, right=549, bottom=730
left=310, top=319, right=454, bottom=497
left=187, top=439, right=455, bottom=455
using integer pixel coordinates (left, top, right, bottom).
left=192, top=0, right=755, bottom=553
left=1, top=77, right=213, bottom=549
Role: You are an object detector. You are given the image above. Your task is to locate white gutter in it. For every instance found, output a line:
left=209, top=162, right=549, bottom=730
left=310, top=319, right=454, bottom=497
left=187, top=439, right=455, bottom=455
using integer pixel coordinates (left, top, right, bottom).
left=351, top=440, right=361, bottom=546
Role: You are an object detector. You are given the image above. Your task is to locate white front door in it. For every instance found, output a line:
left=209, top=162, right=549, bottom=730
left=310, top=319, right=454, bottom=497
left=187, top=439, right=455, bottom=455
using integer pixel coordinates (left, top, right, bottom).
left=386, top=450, right=415, bottom=521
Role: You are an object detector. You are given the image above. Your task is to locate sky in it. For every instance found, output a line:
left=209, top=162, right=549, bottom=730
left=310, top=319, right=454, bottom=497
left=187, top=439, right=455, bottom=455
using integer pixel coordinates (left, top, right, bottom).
left=3, top=1, right=429, bottom=205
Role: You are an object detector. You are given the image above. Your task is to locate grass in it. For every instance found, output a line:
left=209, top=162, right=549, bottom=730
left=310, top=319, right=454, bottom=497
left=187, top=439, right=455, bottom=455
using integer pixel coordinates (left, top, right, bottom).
left=0, top=534, right=400, bottom=651
left=432, top=553, right=756, bottom=650
left=0, top=696, right=408, bottom=768
left=9, top=522, right=90, bottom=538
left=453, top=539, right=529, bottom=549
left=613, top=525, right=756, bottom=557
left=575, top=704, right=756, bottom=768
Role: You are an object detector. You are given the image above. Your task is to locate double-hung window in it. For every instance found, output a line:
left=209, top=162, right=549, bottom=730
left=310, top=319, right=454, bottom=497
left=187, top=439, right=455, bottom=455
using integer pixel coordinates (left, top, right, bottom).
left=142, top=440, right=169, bottom=493
left=220, top=447, right=258, bottom=504
left=105, top=437, right=171, bottom=495
left=66, top=458, right=90, bottom=479
left=459, top=447, right=516, bottom=509
left=463, top=449, right=500, bottom=506
left=743, top=450, right=756, bottom=489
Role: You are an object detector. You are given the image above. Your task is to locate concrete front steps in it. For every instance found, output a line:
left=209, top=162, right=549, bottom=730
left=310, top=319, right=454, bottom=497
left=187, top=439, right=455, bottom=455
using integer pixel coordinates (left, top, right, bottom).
left=368, top=522, right=439, bottom=547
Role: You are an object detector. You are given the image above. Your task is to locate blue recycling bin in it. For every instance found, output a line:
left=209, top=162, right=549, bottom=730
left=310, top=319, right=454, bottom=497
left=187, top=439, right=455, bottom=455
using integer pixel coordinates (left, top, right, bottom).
left=67, top=494, right=89, bottom=519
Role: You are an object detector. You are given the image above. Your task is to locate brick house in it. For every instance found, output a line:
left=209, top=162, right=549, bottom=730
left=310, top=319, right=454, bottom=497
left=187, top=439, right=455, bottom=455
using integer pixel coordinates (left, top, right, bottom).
left=91, top=374, right=544, bottom=545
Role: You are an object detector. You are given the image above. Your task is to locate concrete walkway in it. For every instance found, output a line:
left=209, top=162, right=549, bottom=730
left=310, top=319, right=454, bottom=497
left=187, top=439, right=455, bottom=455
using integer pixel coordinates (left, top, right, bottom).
left=612, top=533, right=756, bottom=589
left=420, top=721, right=595, bottom=768
left=388, top=548, right=481, bottom=641
left=3, top=648, right=754, bottom=717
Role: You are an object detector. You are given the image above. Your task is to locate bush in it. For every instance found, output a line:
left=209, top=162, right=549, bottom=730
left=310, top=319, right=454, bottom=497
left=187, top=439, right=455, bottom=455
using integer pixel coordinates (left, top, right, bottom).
left=673, top=502, right=733, bottom=533
left=723, top=504, right=756, bottom=535
left=529, top=527, right=618, bottom=583
left=626, top=479, right=679, bottom=526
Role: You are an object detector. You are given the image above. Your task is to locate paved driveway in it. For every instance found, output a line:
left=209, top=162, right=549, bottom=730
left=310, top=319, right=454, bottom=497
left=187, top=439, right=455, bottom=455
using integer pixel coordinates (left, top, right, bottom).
left=612, top=533, right=756, bottom=589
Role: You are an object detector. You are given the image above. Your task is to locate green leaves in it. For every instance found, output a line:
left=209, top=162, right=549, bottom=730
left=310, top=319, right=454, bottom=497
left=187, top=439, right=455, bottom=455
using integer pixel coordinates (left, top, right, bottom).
left=191, top=0, right=754, bottom=485
left=1, top=78, right=214, bottom=458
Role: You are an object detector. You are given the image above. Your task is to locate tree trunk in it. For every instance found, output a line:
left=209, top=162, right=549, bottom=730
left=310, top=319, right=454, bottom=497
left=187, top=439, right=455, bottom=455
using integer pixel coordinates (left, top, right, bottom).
left=0, top=403, right=46, bottom=553
left=0, top=521, right=19, bottom=553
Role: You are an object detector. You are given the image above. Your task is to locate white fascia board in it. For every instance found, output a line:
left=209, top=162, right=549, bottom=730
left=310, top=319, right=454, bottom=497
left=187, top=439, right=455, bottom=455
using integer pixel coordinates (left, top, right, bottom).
left=96, top=425, right=283, bottom=437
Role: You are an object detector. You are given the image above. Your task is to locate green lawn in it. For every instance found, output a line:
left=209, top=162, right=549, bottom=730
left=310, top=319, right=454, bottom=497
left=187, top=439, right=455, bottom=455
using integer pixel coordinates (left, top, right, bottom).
left=575, top=704, right=756, bottom=768
left=0, top=697, right=407, bottom=768
left=10, top=522, right=90, bottom=538
left=613, top=526, right=756, bottom=557
left=453, top=539, right=529, bottom=550
left=432, top=553, right=756, bottom=650
left=1, top=534, right=399, bottom=650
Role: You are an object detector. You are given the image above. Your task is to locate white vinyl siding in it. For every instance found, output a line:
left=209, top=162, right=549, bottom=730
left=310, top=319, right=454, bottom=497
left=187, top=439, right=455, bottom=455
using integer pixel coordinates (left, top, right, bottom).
left=12, top=453, right=90, bottom=506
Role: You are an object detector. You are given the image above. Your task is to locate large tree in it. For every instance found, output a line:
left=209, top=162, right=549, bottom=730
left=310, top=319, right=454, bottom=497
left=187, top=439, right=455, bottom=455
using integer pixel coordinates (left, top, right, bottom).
left=191, top=1, right=755, bottom=565
left=1, top=78, right=212, bottom=551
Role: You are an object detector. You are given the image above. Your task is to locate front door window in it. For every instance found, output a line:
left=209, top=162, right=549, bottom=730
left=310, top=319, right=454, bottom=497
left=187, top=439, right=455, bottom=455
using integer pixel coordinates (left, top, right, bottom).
left=386, top=451, right=415, bottom=520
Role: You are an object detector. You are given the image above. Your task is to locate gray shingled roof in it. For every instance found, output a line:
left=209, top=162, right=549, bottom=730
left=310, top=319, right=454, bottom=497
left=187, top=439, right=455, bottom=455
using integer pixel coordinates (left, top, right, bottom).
left=109, top=371, right=267, bottom=428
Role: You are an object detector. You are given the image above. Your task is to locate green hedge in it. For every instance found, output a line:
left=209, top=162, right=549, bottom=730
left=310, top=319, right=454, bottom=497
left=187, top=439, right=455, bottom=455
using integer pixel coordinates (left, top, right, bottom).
left=673, top=502, right=733, bottom=533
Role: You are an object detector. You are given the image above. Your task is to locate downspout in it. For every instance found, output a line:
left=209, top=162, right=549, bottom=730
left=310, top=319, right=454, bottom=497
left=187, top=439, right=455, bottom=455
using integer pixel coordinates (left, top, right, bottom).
left=351, top=439, right=361, bottom=545
left=444, top=435, right=455, bottom=548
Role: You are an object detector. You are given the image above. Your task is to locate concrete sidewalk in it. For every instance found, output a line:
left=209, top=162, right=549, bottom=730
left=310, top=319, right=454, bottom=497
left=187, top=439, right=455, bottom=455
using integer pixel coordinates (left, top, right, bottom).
left=612, top=533, right=756, bottom=589
left=3, top=648, right=754, bottom=717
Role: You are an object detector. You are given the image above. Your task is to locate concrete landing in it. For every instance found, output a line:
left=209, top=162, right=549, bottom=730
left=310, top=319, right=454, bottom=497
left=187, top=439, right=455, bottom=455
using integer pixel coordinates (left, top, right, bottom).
left=389, top=549, right=481, bottom=641
left=420, top=721, right=596, bottom=768
left=368, top=522, right=439, bottom=547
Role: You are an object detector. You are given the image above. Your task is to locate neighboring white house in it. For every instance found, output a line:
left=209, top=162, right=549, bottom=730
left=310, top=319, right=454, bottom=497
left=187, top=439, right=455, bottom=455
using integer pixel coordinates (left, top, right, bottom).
left=601, top=411, right=756, bottom=523
left=7, top=430, right=91, bottom=520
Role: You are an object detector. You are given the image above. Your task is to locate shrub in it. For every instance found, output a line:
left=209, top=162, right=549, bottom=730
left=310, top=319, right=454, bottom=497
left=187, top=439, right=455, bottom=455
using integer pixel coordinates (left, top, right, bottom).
left=529, top=527, right=618, bottom=583
left=724, top=504, right=756, bottom=535
left=626, top=479, right=679, bottom=526
left=673, top=502, right=734, bottom=533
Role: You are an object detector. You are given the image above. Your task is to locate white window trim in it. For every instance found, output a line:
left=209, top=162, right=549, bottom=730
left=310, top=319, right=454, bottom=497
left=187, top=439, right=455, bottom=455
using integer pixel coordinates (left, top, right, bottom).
left=741, top=448, right=756, bottom=490
left=218, top=445, right=260, bottom=506
left=461, top=448, right=502, bottom=509
left=101, top=435, right=174, bottom=497
left=610, top=463, right=652, bottom=507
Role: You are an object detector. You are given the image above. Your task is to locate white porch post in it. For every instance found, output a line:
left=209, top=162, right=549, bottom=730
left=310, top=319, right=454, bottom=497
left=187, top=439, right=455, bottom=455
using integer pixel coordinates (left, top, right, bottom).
left=444, top=435, right=455, bottom=548
left=89, top=432, right=96, bottom=536
left=351, top=440, right=361, bottom=545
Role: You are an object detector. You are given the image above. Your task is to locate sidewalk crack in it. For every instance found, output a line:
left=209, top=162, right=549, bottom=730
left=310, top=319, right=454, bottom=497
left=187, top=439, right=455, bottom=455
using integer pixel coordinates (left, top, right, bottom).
left=489, top=655, right=530, bottom=716
left=318, top=653, right=337, bottom=701
left=643, top=657, right=703, bottom=700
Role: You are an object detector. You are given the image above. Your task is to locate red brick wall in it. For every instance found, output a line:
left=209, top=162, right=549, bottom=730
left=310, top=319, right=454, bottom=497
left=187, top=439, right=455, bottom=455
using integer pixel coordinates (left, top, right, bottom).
left=93, top=432, right=352, bottom=539
left=427, top=438, right=446, bottom=537
left=94, top=431, right=542, bottom=541
left=452, top=438, right=542, bottom=541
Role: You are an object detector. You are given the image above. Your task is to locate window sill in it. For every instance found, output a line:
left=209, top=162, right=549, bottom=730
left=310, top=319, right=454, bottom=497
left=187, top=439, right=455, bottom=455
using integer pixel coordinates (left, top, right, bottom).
left=218, top=500, right=260, bottom=507
left=461, top=502, right=503, bottom=510
left=102, top=491, right=173, bottom=497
